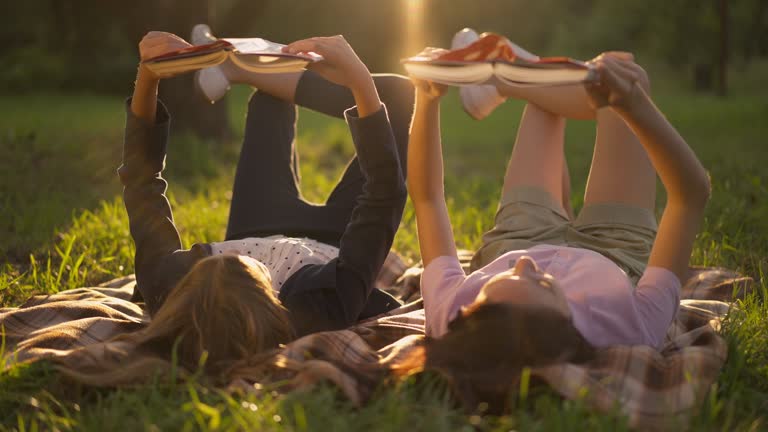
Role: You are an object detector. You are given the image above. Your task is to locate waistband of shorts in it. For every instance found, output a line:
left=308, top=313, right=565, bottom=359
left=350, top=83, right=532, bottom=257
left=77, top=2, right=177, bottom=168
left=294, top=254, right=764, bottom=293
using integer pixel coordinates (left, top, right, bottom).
left=500, top=186, right=569, bottom=219
left=574, top=202, right=658, bottom=231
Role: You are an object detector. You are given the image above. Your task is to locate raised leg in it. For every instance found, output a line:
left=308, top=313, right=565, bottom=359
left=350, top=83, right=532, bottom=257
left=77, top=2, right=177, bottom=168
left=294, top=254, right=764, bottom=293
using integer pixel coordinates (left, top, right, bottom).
left=582, top=108, right=656, bottom=211
left=221, top=61, right=303, bottom=102
left=500, top=103, right=567, bottom=213
left=497, top=82, right=596, bottom=120
left=225, top=91, right=306, bottom=240
left=223, top=67, right=415, bottom=246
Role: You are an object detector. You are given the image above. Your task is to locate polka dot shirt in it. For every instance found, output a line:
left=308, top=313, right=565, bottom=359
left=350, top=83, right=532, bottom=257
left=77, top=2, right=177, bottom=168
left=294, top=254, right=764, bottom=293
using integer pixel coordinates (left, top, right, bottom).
left=209, top=235, right=339, bottom=292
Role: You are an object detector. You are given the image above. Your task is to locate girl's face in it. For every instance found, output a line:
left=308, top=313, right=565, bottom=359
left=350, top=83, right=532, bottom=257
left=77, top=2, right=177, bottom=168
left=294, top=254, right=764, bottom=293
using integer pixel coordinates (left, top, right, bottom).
left=473, top=256, right=571, bottom=319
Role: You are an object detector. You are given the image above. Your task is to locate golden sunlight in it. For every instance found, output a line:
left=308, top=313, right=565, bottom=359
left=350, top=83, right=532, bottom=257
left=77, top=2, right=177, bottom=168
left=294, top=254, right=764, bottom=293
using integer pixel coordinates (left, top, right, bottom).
left=403, top=0, right=425, bottom=58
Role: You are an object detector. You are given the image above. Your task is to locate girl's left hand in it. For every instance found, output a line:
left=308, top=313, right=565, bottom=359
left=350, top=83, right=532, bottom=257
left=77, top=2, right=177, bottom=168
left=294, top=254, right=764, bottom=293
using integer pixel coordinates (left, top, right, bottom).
left=584, top=52, right=650, bottom=113
left=283, top=36, right=371, bottom=92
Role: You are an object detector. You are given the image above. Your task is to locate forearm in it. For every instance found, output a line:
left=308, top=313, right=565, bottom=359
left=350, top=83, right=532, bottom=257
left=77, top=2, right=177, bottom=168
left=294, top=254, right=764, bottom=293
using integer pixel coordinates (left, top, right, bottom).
left=408, top=92, right=458, bottom=265
left=325, top=109, right=405, bottom=325
left=130, top=66, right=160, bottom=123
left=617, top=90, right=710, bottom=206
left=408, top=95, right=446, bottom=203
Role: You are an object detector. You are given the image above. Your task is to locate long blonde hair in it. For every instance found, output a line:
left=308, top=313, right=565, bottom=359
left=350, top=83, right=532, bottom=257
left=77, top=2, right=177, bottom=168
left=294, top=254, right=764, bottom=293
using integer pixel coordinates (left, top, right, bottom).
left=57, top=254, right=295, bottom=386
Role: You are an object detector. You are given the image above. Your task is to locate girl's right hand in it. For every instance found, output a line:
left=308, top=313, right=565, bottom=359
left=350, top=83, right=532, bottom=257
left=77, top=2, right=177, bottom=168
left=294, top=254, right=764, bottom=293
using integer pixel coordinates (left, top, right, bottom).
left=137, top=31, right=193, bottom=81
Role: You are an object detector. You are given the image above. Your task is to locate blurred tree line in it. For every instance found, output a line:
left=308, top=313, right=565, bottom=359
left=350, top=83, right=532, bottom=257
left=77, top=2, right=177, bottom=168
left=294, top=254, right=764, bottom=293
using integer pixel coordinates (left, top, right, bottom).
left=2, top=0, right=765, bottom=135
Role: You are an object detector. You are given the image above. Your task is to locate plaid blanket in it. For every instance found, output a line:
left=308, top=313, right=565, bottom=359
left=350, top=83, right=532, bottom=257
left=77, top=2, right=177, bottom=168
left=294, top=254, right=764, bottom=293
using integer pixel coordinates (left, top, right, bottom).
left=0, top=259, right=753, bottom=430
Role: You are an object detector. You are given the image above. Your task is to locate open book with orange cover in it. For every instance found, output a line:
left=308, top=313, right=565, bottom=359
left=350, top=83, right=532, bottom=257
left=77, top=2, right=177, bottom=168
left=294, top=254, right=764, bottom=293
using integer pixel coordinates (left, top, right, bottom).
left=142, top=38, right=323, bottom=76
left=403, top=33, right=596, bottom=87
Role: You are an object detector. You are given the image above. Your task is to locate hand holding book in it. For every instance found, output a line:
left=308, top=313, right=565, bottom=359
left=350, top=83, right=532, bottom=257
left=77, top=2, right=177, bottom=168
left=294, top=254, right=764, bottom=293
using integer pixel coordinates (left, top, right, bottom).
left=284, top=35, right=381, bottom=116
left=138, top=32, right=194, bottom=80
left=584, top=52, right=651, bottom=113
left=141, top=33, right=322, bottom=77
left=283, top=36, right=371, bottom=90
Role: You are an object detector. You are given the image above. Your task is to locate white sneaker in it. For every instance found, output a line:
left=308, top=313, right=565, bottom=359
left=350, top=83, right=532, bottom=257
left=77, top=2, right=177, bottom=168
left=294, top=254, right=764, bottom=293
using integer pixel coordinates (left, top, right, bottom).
left=191, top=24, right=230, bottom=104
left=452, top=28, right=507, bottom=120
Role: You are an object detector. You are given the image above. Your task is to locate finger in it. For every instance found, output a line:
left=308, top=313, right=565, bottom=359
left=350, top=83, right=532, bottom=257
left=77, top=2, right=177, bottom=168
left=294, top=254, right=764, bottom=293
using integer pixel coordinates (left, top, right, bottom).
left=142, top=38, right=187, bottom=51
left=143, top=31, right=171, bottom=39
left=141, top=41, right=189, bottom=58
left=142, top=32, right=181, bottom=45
left=602, top=57, right=640, bottom=89
left=603, top=57, right=637, bottom=79
left=603, top=51, right=634, bottom=61
left=283, top=38, right=324, bottom=54
left=141, top=34, right=188, bottom=50
left=597, top=60, right=630, bottom=93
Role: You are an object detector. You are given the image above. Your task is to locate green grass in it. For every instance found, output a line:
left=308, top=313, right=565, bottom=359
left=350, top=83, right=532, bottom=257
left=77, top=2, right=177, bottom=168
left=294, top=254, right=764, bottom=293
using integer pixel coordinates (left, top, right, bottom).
left=1, top=68, right=767, bottom=430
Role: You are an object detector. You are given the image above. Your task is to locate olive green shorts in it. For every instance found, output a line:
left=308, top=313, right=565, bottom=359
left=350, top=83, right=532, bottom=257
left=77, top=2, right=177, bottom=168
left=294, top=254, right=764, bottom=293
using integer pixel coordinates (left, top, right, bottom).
left=471, top=186, right=658, bottom=282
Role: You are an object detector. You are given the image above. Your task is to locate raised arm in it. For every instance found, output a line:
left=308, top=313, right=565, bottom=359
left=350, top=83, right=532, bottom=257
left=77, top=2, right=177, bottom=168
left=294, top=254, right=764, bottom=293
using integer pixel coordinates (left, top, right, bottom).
left=408, top=80, right=458, bottom=267
left=131, top=32, right=191, bottom=121
left=120, top=32, right=208, bottom=314
left=586, top=53, right=710, bottom=282
left=277, top=36, right=406, bottom=333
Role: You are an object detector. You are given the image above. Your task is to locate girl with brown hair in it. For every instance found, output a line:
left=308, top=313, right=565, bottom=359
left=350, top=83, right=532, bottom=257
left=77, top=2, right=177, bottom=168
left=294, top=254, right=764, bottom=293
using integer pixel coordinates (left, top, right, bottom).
left=403, top=45, right=710, bottom=409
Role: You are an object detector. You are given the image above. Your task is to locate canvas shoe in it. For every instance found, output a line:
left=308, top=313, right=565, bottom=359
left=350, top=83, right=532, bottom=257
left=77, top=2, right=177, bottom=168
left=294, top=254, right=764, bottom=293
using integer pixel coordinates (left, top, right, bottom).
left=452, top=28, right=507, bottom=120
left=191, top=24, right=230, bottom=103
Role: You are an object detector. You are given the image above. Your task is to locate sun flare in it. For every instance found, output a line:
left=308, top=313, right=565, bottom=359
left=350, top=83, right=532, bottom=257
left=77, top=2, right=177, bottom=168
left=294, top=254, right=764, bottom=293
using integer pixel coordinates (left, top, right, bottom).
left=403, top=0, right=425, bottom=57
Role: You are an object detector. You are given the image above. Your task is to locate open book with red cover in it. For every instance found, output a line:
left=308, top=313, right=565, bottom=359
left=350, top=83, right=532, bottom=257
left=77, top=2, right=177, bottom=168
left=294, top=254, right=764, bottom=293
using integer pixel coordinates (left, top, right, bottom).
left=403, top=33, right=595, bottom=87
left=142, top=38, right=323, bottom=76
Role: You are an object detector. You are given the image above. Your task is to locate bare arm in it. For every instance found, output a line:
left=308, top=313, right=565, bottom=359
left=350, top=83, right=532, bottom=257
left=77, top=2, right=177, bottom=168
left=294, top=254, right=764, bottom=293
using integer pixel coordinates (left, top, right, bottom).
left=408, top=81, right=458, bottom=267
left=131, top=68, right=159, bottom=122
left=587, top=54, right=710, bottom=281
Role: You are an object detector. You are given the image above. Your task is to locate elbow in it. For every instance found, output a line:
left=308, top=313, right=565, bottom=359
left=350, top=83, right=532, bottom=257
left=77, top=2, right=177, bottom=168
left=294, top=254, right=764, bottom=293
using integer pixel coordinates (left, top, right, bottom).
left=688, top=169, right=712, bottom=208
left=406, top=179, right=443, bottom=204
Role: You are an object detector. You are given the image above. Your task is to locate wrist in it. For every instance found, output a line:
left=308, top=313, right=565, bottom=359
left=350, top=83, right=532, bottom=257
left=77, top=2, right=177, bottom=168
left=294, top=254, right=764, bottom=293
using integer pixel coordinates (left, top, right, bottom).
left=349, top=75, right=381, bottom=117
left=347, top=68, right=375, bottom=94
left=415, top=93, right=441, bottom=113
left=415, top=91, right=441, bottom=105
left=136, top=65, right=160, bottom=89
left=615, top=84, right=652, bottom=120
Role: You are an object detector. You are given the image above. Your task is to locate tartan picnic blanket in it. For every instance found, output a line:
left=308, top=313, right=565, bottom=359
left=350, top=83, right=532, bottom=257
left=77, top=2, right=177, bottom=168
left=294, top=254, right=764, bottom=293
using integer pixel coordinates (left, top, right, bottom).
left=0, top=257, right=754, bottom=430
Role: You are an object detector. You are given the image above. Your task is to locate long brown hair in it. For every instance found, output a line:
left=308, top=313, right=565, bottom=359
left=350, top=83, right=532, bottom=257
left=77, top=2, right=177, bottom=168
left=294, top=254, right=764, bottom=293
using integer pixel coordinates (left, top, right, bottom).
left=394, top=302, right=595, bottom=412
left=56, top=255, right=295, bottom=386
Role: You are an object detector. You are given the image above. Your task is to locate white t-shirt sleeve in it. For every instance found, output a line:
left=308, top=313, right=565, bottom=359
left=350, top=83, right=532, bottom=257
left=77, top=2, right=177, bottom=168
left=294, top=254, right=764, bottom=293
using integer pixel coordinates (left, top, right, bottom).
left=421, top=255, right=467, bottom=338
left=633, top=266, right=682, bottom=348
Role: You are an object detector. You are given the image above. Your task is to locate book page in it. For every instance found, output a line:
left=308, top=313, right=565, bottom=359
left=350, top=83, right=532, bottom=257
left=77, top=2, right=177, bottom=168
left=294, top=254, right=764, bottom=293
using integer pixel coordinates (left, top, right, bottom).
left=231, top=55, right=311, bottom=73
left=403, top=62, right=495, bottom=86
left=494, top=62, right=594, bottom=85
left=223, top=38, right=323, bottom=62
left=223, top=38, right=285, bottom=54
left=143, top=51, right=229, bottom=75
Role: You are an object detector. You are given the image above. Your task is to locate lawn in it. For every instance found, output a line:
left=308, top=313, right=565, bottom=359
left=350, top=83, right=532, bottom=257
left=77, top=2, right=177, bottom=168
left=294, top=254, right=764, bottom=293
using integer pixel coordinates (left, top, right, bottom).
left=1, top=66, right=767, bottom=430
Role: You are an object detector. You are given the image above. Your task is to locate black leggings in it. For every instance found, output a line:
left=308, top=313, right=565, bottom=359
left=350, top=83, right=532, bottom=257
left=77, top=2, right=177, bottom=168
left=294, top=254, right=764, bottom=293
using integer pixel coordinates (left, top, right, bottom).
left=225, top=71, right=414, bottom=247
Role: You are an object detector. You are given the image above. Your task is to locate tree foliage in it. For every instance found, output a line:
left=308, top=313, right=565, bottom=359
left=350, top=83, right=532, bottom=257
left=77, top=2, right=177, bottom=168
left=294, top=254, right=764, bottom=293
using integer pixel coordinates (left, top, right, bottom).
left=1, top=0, right=765, bottom=95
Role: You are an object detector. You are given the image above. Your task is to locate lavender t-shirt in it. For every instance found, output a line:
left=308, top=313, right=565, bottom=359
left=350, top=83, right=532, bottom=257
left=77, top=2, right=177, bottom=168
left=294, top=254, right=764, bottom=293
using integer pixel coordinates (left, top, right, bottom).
left=421, top=244, right=681, bottom=348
